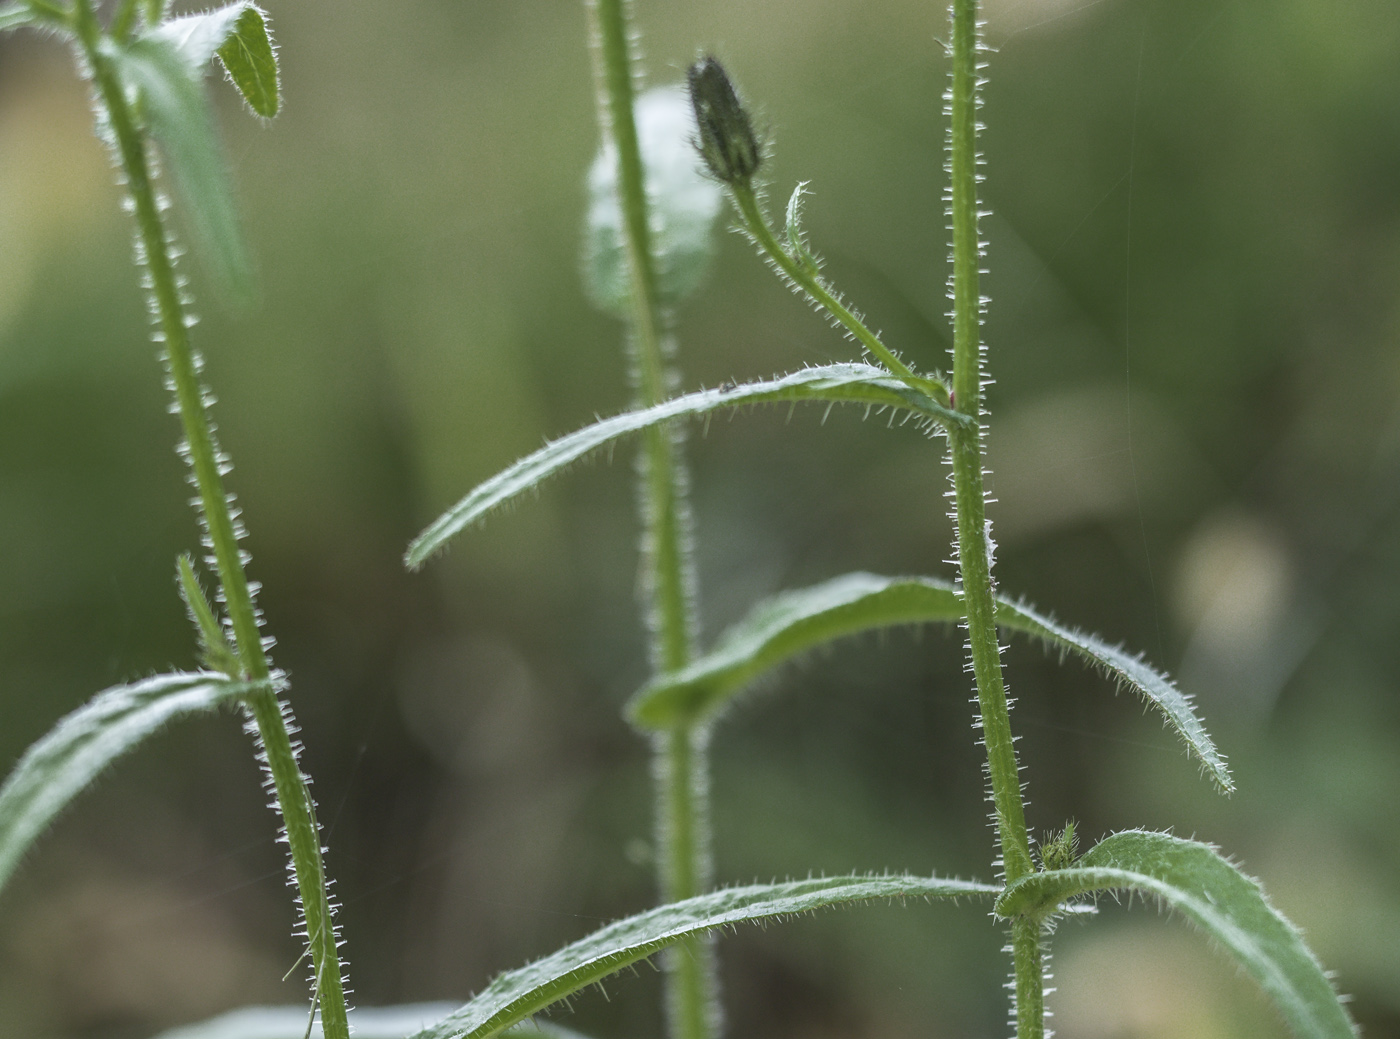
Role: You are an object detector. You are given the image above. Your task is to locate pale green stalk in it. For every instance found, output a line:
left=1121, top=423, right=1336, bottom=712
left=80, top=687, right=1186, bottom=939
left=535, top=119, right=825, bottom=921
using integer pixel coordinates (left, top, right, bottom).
left=70, top=3, right=349, bottom=1035
left=943, top=0, right=1041, bottom=1036
left=584, top=3, right=718, bottom=1039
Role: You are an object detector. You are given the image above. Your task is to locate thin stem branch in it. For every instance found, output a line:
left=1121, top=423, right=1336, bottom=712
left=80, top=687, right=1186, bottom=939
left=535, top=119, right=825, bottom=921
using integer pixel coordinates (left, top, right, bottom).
left=585, top=3, right=717, bottom=1039
left=110, top=0, right=139, bottom=41
left=943, top=0, right=1040, bottom=1035
left=72, top=6, right=349, bottom=1036
left=729, top=182, right=951, bottom=406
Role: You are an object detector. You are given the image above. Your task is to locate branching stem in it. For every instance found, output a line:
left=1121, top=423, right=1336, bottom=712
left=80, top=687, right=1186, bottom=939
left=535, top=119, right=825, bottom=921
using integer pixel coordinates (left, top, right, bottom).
left=585, top=3, right=717, bottom=1039
left=943, top=0, right=1040, bottom=1035
left=71, top=4, right=350, bottom=1036
left=728, top=182, right=951, bottom=407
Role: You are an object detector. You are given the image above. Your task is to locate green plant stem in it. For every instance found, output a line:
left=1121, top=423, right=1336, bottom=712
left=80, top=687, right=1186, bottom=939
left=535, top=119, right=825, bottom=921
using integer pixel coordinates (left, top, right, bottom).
left=728, top=183, right=950, bottom=406
left=72, top=5, right=349, bottom=1037
left=1010, top=918, right=1044, bottom=1037
left=585, top=3, right=717, bottom=1039
left=943, top=0, right=1040, bottom=1035
left=110, top=0, right=138, bottom=40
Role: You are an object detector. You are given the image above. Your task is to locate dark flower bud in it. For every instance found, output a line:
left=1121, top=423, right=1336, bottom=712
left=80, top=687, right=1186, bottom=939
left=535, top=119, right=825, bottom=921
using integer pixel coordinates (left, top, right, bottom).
left=687, top=56, right=761, bottom=186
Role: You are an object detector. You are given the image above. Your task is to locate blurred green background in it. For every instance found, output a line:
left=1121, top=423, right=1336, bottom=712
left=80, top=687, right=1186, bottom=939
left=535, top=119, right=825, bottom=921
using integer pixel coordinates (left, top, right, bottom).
left=2, top=0, right=1399, bottom=1036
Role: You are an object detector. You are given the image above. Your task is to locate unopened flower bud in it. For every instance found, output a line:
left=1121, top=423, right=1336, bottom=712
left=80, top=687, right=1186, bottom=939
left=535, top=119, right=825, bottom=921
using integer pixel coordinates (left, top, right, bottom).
left=687, top=56, right=761, bottom=186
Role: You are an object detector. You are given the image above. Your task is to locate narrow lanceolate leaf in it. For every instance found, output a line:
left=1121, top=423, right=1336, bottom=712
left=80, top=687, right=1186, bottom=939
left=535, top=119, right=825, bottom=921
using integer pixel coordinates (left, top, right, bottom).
left=0, top=672, right=264, bottom=896
left=105, top=34, right=253, bottom=298
left=405, top=364, right=965, bottom=569
left=629, top=573, right=966, bottom=728
left=584, top=85, right=720, bottom=317
left=147, top=1004, right=589, bottom=1039
left=406, top=874, right=999, bottom=1039
left=995, top=830, right=1357, bottom=1039
left=995, top=595, right=1231, bottom=792
left=627, top=573, right=1230, bottom=791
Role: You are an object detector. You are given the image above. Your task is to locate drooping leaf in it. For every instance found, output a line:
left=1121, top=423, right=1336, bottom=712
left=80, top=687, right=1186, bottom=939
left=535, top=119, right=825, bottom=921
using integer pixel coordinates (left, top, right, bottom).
left=147, top=1003, right=591, bottom=1039
left=106, top=34, right=253, bottom=298
left=215, top=5, right=278, bottom=117
left=407, top=873, right=998, bottom=1039
left=0, top=672, right=264, bottom=896
left=0, top=2, right=33, bottom=32
left=627, top=572, right=1231, bottom=793
left=996, top=594, right=1231, bottom=791
left=584, top=85, right=722, bottom=317
left=143, top=2, right=278, bottom=117
left=995, top=830, right=1357, bottom=1039
left=405, top=365, right=964, bottom=569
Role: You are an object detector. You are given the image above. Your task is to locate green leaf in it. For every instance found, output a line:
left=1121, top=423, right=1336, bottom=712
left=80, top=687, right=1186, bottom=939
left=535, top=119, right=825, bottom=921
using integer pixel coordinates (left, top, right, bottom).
left=995, top=830, right=1358, bottom=1039
left=146, top=4, right=246, bottom=66
left=584, top=85, right=722, bottom=317
left=784, top=181, right=820, bottom=276
left=0, top=2, right=33, bottom=32
left=0, top=672, right=264, bottom=897
left=405, top=364, right=964, bottom=569
left=405, top=873, right=999, bottom=1039
left=176, top=553, right=240, bottom=675
left=629, top=572, right=964, bottom=728
left=147, top=1004, right=590, bottom=1039
left=106, top=34, right=253, bottom=299
left=627, top=572, right=1232, bottom=793
left=995, top=592, right=1232, bottom=792
left=216, top=5, right=279, bottom=117
left=143, top=2, right=279, bottom=117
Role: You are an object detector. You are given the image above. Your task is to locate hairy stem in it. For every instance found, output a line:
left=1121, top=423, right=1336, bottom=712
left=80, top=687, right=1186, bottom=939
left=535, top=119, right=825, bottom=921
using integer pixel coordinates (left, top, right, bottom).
left=728, top=182, right=950, bottom=405
left=72, top=6, right=349, bottom=1036
left=943, top=0, right=1040, bottom=1035
left=585, top=3, right=717, bottom=1039
left=1011, top=918, right=1045, bottom=1038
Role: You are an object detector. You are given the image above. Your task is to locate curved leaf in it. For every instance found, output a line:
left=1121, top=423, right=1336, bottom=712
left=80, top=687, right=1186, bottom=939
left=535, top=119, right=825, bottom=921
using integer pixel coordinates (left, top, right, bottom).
left=995, top=830, right=1357, bottom=1039
left=405, top=364, right=964, bottom=569
left=0, top=672, right=263, bottom=896
left=629, top=573, right=964, bottom=728
left=584, top=85, right=721, bottom=316
left=406, top=873, right=999, bottom=1039
left=995, top=593, right=1231, bottom=791
left=627, top=572, right=1231, bottom=793
left=106, top=34, right=252, bottom=298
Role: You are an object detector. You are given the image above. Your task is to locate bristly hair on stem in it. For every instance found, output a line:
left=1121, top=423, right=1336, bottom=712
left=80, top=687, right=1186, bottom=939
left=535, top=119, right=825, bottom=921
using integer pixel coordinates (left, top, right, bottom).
left=63, top=1, right=354, bottom=1035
